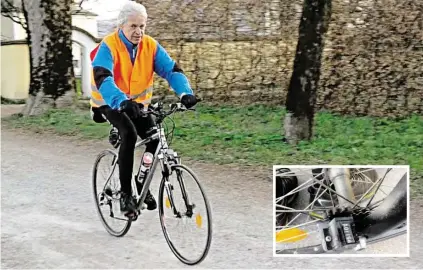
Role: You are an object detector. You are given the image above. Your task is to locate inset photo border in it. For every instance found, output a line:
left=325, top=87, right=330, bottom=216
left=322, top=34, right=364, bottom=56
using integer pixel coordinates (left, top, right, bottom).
left=273, top=165, right=410, bottom=258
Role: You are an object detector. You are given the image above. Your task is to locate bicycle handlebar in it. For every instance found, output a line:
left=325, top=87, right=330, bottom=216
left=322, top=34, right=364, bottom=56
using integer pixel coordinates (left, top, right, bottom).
left=144, top=102, right=192, bottom=118
left=118, top=98, right=201, bottom=122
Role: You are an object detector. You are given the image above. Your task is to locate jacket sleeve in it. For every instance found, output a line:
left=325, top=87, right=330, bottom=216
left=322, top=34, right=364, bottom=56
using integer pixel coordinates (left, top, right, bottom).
left=92, top=42, right=127, bottom=109
left=153, top=41, right=194, bottom=97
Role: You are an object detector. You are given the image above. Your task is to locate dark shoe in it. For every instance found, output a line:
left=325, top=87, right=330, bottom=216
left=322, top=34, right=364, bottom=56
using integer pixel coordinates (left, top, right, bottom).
left=144, top=190, right=157, bottom=210
left=120, top=193, right=137, bottom=213
left=135, top=178, right=157, bottom=211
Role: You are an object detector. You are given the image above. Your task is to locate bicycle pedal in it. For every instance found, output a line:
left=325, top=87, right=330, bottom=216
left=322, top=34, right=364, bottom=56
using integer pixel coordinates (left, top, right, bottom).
left=104, top=187, right=113, bottom=197
left=124, top=211, right=138, bottom=221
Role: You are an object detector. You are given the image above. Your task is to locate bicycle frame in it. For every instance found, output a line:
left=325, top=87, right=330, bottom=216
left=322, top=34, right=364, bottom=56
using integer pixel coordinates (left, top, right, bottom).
left=128, top=117, right=190, bottom=216
left=99, top=104, right=194, bottom=219
left=131, top=124, right=171, bottom=210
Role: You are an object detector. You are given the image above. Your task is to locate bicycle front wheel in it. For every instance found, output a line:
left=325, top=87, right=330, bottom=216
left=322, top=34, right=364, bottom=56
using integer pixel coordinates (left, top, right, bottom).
left=158, top=164, right=212, bottom=265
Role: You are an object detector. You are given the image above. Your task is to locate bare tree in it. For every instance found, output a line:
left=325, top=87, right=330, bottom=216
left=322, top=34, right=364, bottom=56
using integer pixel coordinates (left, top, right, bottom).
left=283, top=0, right=332, bottom=144
left=2, top=0, right=76, bottom=116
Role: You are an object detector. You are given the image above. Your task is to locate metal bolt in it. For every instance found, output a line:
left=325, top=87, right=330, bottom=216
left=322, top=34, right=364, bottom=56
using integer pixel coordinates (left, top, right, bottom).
left=325, top=236, right=332, bottom=242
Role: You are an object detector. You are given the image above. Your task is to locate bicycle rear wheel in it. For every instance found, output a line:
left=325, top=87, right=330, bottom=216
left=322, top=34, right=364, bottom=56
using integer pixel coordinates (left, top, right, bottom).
left=158, top=164, right=212, bottom=265
left=92, top=149, right=132, bottom=237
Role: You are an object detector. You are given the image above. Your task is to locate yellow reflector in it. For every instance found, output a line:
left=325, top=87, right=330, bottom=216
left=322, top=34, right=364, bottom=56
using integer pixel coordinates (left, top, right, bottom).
left=310, top=211, right=324, bottom=219
left=275, top=228, right=308, bottom=243
left=364, top=191, right=375, bottom=199
left=165, top=197, right=171, bottom=209
left=196, top=213, right=202, bottom=228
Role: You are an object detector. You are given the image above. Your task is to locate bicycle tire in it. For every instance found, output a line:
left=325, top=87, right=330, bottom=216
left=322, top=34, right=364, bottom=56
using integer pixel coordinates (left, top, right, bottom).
left=158, top=164, right=212, bottom=265
left=92, top=149, right=132, bottom=237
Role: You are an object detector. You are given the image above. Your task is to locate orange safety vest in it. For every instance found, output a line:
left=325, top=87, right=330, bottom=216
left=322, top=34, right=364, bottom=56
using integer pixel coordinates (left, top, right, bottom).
left=90, top=31, right=157, bottom=108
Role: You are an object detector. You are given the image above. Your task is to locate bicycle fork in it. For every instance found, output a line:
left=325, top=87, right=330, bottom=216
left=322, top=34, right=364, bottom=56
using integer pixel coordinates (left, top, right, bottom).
left=164, top=169, right=195, bottom=218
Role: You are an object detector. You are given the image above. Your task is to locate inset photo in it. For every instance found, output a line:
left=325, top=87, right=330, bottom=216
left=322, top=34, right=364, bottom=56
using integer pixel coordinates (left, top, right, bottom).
left=273, top=166, right=409, bottom=257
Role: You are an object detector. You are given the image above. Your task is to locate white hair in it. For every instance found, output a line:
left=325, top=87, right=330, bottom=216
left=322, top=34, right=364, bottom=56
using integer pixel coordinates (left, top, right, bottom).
left=117, top=1, right=148, bottom=26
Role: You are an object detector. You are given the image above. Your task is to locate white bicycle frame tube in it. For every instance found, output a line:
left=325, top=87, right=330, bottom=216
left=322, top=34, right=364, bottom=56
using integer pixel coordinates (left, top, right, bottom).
left=326, top=168, right=356, bottom=207
left=131, top=126, right=169, bottom=209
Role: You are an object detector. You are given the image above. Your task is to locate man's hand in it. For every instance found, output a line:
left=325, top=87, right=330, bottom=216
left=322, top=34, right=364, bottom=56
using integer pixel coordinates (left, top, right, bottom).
left=181, top=94, right=198, bottom=109
left=119, top=100, right=141, bottom=118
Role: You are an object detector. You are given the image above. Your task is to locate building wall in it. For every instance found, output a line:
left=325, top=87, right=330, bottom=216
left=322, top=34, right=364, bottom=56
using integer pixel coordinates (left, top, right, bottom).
left=72, top=15, right=98, bottom=38
left=1, top=16, right=16, bottom=40
left=12, top=14, right=26, bottom=40
left=1, top=13, right=98, bottom=79
left=0, top=43, right=30, bottom=99
left=72, top=44, right=82, bottom=77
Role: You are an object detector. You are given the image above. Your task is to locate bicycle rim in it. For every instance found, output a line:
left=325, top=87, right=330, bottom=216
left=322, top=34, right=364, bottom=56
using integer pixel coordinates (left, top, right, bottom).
left=92, top=149, right=132, bottom=237
left=158, top=164, right=212, bottom=265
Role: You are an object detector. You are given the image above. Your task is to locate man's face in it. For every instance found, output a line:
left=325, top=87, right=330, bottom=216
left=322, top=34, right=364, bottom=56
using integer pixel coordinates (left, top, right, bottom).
left=121, top=13, right=147, bottom=44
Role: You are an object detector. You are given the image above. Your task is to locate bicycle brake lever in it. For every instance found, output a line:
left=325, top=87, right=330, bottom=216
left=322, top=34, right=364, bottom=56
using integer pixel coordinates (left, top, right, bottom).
left=170, top=103, right=186, bottom=111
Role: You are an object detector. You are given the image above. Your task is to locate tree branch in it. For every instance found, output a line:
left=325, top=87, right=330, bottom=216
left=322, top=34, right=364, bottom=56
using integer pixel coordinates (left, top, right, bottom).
left=1, top=0, right=28, bottom=29
left=72, top=0, right=95, bottom=14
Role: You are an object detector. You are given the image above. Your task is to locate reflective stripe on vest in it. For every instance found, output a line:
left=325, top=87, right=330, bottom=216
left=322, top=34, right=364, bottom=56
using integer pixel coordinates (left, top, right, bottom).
left=90, top=85, right=153, bottom=108
left=131, top=86, right=153, bottom=99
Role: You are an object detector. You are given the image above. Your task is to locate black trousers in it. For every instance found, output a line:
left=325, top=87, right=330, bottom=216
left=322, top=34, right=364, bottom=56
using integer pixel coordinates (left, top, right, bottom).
left=98, top=105, right=159, bottom=195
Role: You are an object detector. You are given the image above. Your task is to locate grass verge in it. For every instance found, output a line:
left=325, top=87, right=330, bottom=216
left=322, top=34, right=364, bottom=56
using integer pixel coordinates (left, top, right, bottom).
left=1, top=96, right=26, bottom=104
left=3, top=104, right=422, bottom=197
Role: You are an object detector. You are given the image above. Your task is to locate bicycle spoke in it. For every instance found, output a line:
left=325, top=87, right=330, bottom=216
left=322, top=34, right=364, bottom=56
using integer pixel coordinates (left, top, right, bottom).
left=350, top=179, right=394, bottom=188
left=276, top=209, right=330, bottom=213
left=277, top=219, right=321, bottom=231
left=275, top=171, right=324, bottom=204
left=283, top=186, right=331, bottom=227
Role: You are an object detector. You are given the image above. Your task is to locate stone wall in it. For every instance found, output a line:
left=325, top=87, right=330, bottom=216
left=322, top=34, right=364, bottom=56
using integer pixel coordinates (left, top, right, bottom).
left=137, top=0, right=422, bottom=117
left=317, top=0, right=423, bottom=117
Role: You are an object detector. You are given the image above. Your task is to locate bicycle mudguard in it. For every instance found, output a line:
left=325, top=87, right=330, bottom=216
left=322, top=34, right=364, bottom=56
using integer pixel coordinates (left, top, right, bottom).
left=355, top=172, right=407, bottom=238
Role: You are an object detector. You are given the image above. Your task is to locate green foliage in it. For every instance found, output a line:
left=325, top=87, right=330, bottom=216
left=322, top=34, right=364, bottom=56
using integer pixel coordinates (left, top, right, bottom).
left=3, top=104, right=422, bottom=197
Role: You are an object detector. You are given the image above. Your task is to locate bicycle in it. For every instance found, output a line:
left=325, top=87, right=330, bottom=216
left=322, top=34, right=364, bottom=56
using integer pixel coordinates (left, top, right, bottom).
left=92, top=101, right=213, bottom=265
left=274, top=166, right=408, bottom=254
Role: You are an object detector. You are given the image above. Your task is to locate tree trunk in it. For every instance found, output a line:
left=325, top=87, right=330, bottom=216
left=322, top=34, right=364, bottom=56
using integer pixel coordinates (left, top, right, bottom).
left=283, top=0, right=332, bottom=144
left=21, top=0, right=75, bottom=116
